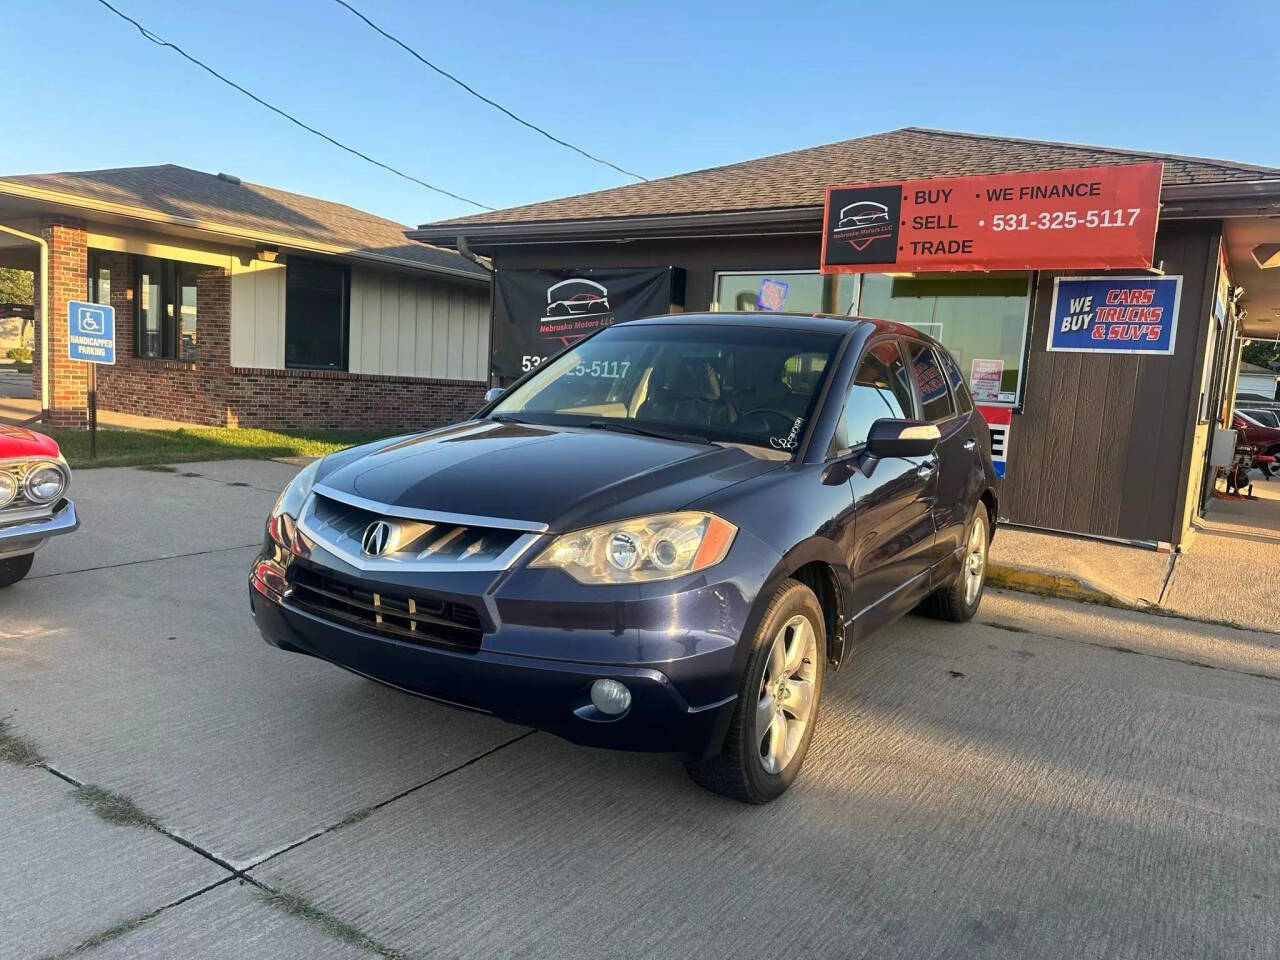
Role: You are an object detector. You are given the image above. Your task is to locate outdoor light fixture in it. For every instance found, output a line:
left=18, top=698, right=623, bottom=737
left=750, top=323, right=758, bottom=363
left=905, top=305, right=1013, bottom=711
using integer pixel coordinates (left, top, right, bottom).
left=255, top=245, right=280, bottom=263
left=1251, top=244, right=1280, bottom=269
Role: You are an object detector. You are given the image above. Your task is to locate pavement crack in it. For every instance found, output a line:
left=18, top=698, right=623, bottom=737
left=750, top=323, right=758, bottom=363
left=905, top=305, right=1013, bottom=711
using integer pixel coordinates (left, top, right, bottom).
left=40, top=762, right=245, bottom=876
left=36, top=876, right=236, bottom=960
left=244, top=729, right=537, bottom=872
left=136, top=464, right=285, bottom=495
left=0, top=715, right=46, bottom=767
left=251, top=880, right=415, bottom=960
left=27, top=542, right=259, bottom=580
left=1156, top=551, right=1179, bottom=605
left=981, top=620, right=1279, bottom=684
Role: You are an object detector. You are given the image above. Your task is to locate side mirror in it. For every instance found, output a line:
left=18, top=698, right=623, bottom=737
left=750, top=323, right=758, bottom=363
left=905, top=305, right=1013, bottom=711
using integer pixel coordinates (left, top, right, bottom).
left=483, top=387, right=504, bottom=404
left=866, top=418, right=941, bottom=459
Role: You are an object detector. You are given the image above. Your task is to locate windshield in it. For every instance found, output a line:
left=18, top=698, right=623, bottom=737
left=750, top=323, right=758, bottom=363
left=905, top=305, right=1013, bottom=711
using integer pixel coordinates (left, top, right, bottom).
left=491, top=322, right=845, bottom=451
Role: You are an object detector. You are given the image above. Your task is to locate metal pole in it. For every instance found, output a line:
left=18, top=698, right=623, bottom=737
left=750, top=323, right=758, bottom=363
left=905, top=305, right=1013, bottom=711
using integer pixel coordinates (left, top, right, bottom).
left=88, top=362, right=97, bottom=460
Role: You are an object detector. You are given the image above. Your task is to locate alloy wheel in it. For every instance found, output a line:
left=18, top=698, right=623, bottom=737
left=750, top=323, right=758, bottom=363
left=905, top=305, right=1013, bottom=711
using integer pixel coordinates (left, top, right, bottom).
left=963, top=513, right=988, bottom=607
left=756, top=614, right=818, bottom=775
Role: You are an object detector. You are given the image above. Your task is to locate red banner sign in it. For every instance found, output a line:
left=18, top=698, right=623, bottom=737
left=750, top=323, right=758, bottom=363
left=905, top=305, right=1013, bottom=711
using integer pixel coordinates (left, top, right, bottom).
left=821, top=162, right=1162, bottom=274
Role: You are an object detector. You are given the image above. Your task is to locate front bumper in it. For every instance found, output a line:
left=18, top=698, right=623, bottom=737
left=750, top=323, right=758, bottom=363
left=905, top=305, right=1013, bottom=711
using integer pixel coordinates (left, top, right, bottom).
left=0, top=499, right=78, bottom=560
left=251, top=582, right=738, bottom=757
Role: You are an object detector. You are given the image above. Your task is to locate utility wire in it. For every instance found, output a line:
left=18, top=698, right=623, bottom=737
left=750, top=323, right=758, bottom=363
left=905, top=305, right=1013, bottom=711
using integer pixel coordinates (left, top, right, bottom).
left=92, top=0, right=495, bottom=211
left=331, top=0, right=648, bottom=183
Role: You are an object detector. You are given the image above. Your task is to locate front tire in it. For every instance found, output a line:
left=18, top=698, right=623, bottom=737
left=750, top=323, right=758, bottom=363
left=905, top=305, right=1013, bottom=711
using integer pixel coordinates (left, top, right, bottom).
left=920, top=504, right=989, bottom=622
left=685, top=579, right=825, bottom=803
left=0, top=553, right=35, bottom=589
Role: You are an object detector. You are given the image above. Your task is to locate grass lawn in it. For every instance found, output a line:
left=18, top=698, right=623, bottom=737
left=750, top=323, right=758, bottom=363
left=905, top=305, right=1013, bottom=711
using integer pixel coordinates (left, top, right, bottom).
left=46, top=426, right=388, bottom=469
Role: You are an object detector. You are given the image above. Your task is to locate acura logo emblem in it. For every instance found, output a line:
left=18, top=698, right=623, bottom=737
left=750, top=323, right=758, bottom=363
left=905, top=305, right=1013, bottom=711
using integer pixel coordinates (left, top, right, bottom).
left=361, top=520, right=395, bottom=557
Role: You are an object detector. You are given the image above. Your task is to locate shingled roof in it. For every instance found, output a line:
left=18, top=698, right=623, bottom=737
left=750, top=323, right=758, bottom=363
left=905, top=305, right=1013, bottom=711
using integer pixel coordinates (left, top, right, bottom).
left=0, top=164, right=486, bottom=279
left=422, top=127, right=1280, bottom=229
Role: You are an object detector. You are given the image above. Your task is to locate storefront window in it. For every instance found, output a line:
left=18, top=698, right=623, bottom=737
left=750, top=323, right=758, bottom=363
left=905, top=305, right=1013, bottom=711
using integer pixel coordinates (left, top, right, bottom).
left=858, top=274, right=1030, bottom=405
left=713, top=271, right=851, bottom=314
left=136, top=256, right=200, bottom=361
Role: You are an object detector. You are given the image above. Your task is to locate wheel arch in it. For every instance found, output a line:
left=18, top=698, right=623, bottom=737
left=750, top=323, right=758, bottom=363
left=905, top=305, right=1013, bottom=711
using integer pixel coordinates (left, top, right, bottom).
left=770, top=537, right=853, bottom=670
left=980, top=486, right=999, bottom=540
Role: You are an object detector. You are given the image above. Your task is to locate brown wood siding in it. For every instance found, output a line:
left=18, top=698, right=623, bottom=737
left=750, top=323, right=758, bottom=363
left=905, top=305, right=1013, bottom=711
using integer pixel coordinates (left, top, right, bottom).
left=1001, top=220, right=1221, bottom=544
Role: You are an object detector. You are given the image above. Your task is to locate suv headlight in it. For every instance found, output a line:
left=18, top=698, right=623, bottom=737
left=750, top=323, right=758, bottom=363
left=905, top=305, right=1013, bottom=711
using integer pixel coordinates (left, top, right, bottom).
left=23, top=460, right=69, bottom=504
left=530, top=511, right=737, bottom=584
left=268, top=459, right=322, bottom=550
left=271, top=459, right=321, bottom=521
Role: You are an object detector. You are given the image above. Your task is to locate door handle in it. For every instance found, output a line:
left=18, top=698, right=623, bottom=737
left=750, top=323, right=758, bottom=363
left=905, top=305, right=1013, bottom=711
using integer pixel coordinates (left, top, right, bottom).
left=963, top=438, right=977, bottom=451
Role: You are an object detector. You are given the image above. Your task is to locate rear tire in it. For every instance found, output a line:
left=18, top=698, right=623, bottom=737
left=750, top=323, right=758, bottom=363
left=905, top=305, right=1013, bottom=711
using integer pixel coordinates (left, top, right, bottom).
left=920, top=505, right=988, bottom=622
left=685, top=579, right=825, bottom=804
left=0, top=553, right=35, bottom=589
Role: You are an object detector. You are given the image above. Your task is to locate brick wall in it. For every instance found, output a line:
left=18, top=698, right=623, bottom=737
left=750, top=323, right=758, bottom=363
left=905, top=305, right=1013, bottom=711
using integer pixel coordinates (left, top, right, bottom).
left=224, top=368, right=487, bottom=431
left=31, top=222, right=486, bottom=432
left=94, top=253, right=228, bottom=425
left=34, top=218, right=89, bottom=427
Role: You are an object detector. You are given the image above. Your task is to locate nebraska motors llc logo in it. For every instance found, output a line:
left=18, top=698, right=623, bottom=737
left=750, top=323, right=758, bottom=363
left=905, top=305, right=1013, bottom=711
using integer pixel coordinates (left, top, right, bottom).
left=824, top=184, right=902, bottom=266
left=541, top=278, right=614, bottom=345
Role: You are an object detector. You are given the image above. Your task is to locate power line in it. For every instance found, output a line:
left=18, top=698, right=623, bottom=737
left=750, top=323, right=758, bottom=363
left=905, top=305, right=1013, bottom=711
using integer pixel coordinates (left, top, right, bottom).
left=92, top=0, right=495, bottom=211
left=331, top=0, right=648, bottom=183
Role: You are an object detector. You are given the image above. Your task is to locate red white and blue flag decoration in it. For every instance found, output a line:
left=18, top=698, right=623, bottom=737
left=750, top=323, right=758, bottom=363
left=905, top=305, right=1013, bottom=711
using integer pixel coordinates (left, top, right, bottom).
left=977, top=404, right=1010, bottom=478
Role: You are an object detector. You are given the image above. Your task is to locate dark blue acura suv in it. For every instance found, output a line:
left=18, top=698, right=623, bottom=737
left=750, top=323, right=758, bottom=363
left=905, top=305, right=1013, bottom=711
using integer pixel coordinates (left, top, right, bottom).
left=251, top=313, right=999, bottom=802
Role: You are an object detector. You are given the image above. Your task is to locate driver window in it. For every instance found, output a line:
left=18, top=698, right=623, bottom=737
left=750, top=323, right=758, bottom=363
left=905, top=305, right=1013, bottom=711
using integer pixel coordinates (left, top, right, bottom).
left=830, top=339, right=915, bottom=455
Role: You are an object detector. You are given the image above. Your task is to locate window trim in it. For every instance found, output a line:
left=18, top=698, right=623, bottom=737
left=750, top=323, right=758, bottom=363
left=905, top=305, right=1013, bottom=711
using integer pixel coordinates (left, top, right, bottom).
left=827, top=335, right=916, bottom=459
left=905, top=338, right=960, bottom=425
left=284, top=256, right=351, bottom=372
left=134, top=256, right=198, bottom=363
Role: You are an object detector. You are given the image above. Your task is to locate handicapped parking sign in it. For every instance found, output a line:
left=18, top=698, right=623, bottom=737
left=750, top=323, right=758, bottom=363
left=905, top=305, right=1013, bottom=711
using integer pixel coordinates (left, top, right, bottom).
left=67, top=300, right=116, bottom=364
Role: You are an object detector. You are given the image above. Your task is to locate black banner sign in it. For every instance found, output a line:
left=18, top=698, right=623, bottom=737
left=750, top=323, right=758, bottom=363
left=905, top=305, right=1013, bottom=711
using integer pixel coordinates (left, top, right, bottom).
left=492, top=267, right=682, bottom=381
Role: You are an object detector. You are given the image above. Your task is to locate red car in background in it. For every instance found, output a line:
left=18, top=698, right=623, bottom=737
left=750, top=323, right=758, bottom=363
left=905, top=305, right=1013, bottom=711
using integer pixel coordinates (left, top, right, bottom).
left=0, top=425, right=78, bottom=587
left=1233, top=411, right=1280, bottom=478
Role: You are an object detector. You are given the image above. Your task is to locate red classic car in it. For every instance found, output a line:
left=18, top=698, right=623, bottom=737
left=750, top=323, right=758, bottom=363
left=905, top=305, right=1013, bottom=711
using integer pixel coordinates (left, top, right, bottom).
left=0, top=424, right=78, bottom=587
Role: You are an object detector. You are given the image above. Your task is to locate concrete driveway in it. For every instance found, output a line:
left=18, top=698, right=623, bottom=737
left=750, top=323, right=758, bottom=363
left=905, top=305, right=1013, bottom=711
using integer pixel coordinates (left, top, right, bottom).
left=2, top=461, right=1278, bottom=960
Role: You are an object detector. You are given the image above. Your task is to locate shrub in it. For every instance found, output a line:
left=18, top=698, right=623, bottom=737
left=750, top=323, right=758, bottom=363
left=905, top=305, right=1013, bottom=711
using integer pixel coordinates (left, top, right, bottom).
left=5, top=346, right=31, bottom=362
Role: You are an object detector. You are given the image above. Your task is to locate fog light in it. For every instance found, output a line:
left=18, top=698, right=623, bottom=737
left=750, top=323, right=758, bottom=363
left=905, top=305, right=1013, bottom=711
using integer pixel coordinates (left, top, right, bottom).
left=590, top=679, right=631, bottom=715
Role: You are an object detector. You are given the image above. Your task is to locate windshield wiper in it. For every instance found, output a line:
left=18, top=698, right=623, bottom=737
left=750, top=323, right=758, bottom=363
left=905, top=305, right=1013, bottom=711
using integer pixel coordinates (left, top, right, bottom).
left=586, top=420, right=712, bottom=446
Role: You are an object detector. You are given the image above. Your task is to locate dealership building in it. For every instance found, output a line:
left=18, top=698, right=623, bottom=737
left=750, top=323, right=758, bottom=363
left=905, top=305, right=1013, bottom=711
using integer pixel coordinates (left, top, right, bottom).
left=410, top=127, right=1280, bottom=549
left=0, top=165, right=490, bottom=431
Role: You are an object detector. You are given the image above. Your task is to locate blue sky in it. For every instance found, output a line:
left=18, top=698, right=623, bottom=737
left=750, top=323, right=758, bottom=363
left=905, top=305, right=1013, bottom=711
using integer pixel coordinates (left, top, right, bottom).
left=5, top=0, right=1276, bottom=226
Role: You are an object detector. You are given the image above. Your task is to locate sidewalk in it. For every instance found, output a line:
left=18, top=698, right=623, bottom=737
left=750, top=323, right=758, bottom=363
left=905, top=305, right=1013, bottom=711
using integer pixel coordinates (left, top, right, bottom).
left=1160, top=477, right=1280, bottom=631
left=0, top=395, right=195, bottom=431
left=990, top=472, right=1280, bottom=634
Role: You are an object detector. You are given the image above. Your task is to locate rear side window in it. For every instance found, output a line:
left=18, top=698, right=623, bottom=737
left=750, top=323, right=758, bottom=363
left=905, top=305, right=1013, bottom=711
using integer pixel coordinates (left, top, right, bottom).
left=832, top=339, right=915, bottom=453
left=908, top=342, right=956, bottom=422
left=938, top=350, right=972, bottom=414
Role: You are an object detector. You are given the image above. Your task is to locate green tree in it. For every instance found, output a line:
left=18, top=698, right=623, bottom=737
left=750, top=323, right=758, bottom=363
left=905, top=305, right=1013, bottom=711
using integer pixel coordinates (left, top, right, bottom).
left=1242, top=339, right=1280, bottom=370
left=0, top=267, right=33, bottom=305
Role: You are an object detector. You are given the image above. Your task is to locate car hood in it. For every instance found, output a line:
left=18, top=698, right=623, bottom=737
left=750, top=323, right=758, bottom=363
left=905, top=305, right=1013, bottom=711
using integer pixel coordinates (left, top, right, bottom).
left=0, top=424, right=61, bottom=460
left=315, top=420, right=786, bottom=532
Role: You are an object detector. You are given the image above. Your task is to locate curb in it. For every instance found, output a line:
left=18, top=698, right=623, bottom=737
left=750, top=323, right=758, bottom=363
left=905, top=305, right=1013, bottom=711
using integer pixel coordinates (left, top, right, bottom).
left=986, top=563, right=1139, bottom=611
left=988, top=563, right=1280, bottom=637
